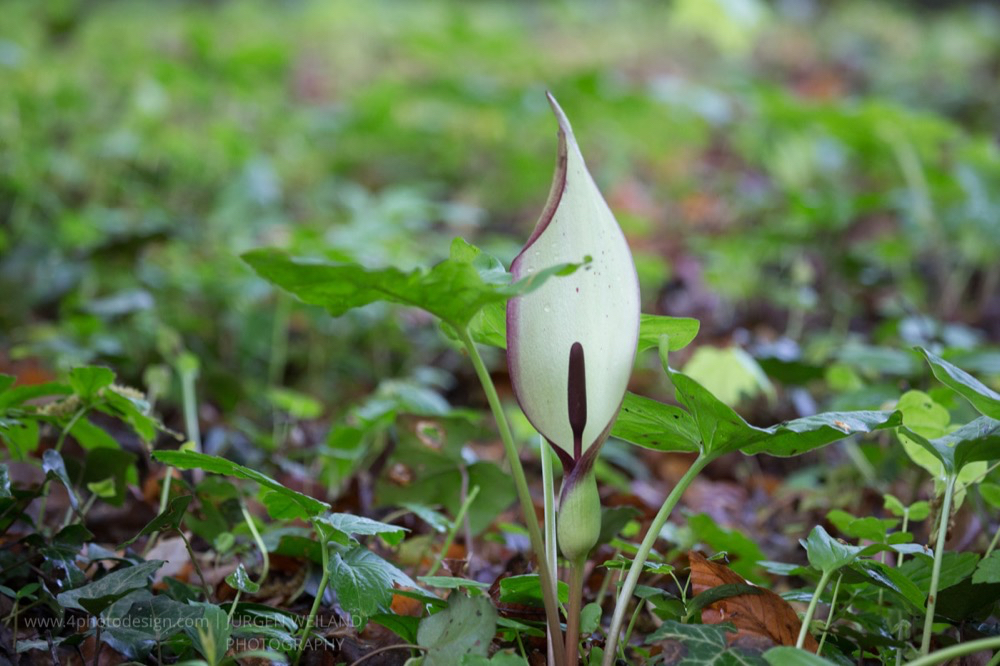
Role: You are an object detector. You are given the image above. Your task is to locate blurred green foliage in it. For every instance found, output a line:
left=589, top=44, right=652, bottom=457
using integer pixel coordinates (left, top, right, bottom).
left=1, top=0, right=998, bottom=423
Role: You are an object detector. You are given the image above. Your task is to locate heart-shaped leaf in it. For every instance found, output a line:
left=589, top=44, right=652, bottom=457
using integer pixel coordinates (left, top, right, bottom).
left=151, top=450, right=329, bottom=519
left=417, top=593, right=498, bottom=666
left=315, top=512, right=408, bottom=546
left=226, top=563, right=260, bottom=594
left=801, top=526, right=864, bottom=574
left=918, top=347, right=1000, bottom=419
left=42, top=449, right=78, bottom=511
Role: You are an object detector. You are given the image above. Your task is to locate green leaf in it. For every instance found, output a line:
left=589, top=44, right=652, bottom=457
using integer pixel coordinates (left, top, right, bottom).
left=0, top=374, right=15, bottom=395
left=899, top=417, right=1000, bottom=475
left=186, top=603, right=231, bottom=666
left=151, top=450, right=329, bottom=519
left=57, top=560, right=165, bottom=614
left=123, top=594, right=207, bottom=641
left=918, top=347, right=1000, bottom=419
left=417, top=593, right=497, bottom=666
left=498, top=574, right=569, bottom=606
left=69, top=417, right=119, bottom=450
left=242, top=237, right=579, bottom=329
left=316, top=512, right=408, bottom=546
left=82, top=447, right=137, bottom=507
left=801, top=525, right=864, bottom=574
left=462, top=653, right=529, bottom=665
left=972, top=551, right=1000, bottom=585
left=763, top=647, right=837, bottom=665
left=611, top=392, right=700, bottom=453
left=579, top=602, right=602, bottom=635
left=900, top=552, right=980, bottom=594
left=328, top=545, right=417, bottom=620
left=226, top=563, right=261, bottom=594
left=371, top=612, right=420, bottom=644
left=42, top=449, right=79, bottom=511
left=637, top=315, right=700, bottom=353
left=101, top=388, right=158, bottom=442
left=850, top=560, right=925, bottom=611
left=119, top=495, right=193, bottom=548
left=68, top=366, right=115, bottom=402
left=646, top=621, right=764, bottom=664
left=980, top=482, right=1000, bottom=509
left=681, top=345, right=774, bottom=407
left=1, top=418, right=39, bottom=458
left=418, top=576, right=491, bottom=592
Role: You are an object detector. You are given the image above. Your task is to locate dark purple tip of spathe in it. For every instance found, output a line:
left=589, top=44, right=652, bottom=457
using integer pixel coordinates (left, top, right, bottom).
left=567, top=342, right=587, bottom=461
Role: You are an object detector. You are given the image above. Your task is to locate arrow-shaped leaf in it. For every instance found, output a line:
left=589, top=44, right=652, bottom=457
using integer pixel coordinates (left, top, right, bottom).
left=243, top=237, right=580, bottom=330
left=898, top=416, right=1000, bottom=475
left=918, top=347, right=1000, bottom=419
left=151, top=450, right=329, bottom=519
left=119, top=495, right=193, bottom=548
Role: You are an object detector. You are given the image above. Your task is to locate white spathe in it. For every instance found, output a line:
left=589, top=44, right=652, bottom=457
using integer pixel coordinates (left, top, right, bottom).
left=507, top=94, right=641, bottom=460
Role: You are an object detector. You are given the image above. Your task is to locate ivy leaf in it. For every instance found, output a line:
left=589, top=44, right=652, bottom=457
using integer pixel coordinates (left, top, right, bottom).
left=328, top=545, right=417, bottom=620
left=242, top=237, right=580, bottom=330
left=417, top=593, right=498, bottom=666
left=119, top=495, right=192, bottom=548
left=68, top=366, right=115, bottom=402
left=57, top=560, right=165, bottom=614
left=42, top=449, right=79, bottom=511
left=801, top=525, right=864, bottom=574
left=151, top=450, right=329, bottom=519
left=918, top=347, right=1000, bottom=419
left=226, top=563, right=261, bottom=594
left=898, top=417, right=1000, bottom=475
left=646, top=621, right=765, bottom=664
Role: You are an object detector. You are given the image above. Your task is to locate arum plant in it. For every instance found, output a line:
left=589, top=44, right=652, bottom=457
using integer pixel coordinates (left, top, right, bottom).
left=602, top=339, right=901, bottom=664
left=506, top=93, right=641, bottom=664
left=899, top=348, right=1000, bottom=655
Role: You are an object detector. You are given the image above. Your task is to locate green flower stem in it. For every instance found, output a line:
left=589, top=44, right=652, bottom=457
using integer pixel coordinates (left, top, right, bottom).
left=904, top=636, right=1000, bottom=666
left=427, top=484, right=480, bottom=576
left=542, top=438, right=559, bottom=665
left=797, top=568, right=833, bottom=649
left=241, top=500, right=270, bottom=585
left=295, top=531, right=331, bottom=666
left=565, top=558, right=586, bottom=665
left=603, top=454, right=713, bottom=666
left=227, top=590, right=242, bottom=623
left=459, top=329, right=566, bottom=666
left=985, top=523, right=1000, bottom=558
left=817, top=572, right=842, bottom=656
left=37, top=406, right=89, bottom=533
left=920, top=473, right=957, bottom=656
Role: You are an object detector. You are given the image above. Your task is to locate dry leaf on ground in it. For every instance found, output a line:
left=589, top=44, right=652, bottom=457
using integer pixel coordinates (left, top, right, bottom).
left=688, top=551, right=819, bottom=652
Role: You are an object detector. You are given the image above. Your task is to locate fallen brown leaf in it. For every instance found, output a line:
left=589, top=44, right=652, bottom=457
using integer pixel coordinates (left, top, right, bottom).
left=688, top=551, right=819, bottom=652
